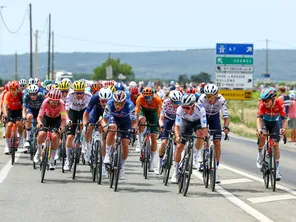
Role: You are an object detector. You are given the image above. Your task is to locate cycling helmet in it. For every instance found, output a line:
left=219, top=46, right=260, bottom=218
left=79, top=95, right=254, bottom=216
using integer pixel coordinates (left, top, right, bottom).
left=129, top=81, right=137, bottom=88
left=108, top=85, right=116, bottom=93
left=169, top=85, right=176, bottom=91
left=28, top=78, right=37, bottom=85
left=129, top=87, right=139, bottom=94
left=204, top=84, right=218, bottom=95
left=73, top=80, right=85, bottom=91
left=181, top=93, right=196, bottom=106
left=43, top=79, right=52, bottom=86
left=98, top=87, right=113, bottom=100
left=142, top=87, right=153, bottom=96
left=186, top=87, right=196, bottom=94
left=46, top=84, right=55, bottom=91
left=9, top=81, right=20, bottom=90
left=113, top=90, right=127, bottom=103
left=5, top=82, right=11, bottom=91
left=115, top=82, right=125, bottom=91
left=169, top=90, right=182, bottom=102
left=19, top=79, right=27, bottom=86
left=90, top=82, right=100, bottom=94
left=28, top=84, right=39, bottom=93
left=62, top=78, right=72, bottom=84
left=35, top=78, right=41, bottom=85
left=48, top=88, right=62, bottom=101
left=58, top=80, right=70, bottom=90
left=260, top=87, right=276, bottom=100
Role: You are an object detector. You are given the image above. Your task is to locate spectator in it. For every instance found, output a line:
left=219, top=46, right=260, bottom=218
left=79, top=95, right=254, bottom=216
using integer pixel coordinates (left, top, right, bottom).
left=278, top=85, right=290, bottom=128
left=288, top=92, right=296, bottom=142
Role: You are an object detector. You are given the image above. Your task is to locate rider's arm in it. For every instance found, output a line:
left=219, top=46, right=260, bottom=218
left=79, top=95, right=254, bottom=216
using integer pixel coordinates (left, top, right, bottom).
left=83, top=111, right=89, bottom=126
left=174, top=107, right=182, bottom=140
left=257, top=103, right=265, bottom=132
left=159, top=114, right=164, bottom=127
left=3, top=93, right=9, bottom=117
left=135, top=96, right=142, bottom=122
left=199, top=106, right=208, bottom=137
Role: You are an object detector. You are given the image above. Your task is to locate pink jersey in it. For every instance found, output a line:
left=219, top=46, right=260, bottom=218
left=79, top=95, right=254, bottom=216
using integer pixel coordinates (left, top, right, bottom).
left=38, top=98, right=66, bottom=119
left=289, top=100, right=296, bottom=119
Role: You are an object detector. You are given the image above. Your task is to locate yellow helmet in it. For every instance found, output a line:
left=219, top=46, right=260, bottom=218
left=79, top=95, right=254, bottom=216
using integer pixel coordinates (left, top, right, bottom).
left=108, top=85, right=116, bottom=93
left=58, top=81, right=70, bottom=90
left=73, top=80, right=85, bottom=91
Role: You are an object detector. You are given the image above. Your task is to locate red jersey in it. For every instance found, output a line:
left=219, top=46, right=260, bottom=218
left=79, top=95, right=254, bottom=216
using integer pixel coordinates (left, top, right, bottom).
left=257, top=98, right=286, bottom=122
left=4, top=91, right=23, bottom=110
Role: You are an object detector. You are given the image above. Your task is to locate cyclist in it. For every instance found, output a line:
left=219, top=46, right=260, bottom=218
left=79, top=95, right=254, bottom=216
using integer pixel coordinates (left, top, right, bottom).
left=19, top=79, right=27, bottom=91
left=257, top=87, right=287, bottom=180
left=102, top=90, right=137, bottom=179
left=136, top=87, right=162, bottom=171
left=83, top=87, right=113, bottom=165
left=23, top=84, right=45, bottom=151
left=63, top=81, right=91, bottom=170
left=198, top=84, right=229, bottom=183
left=115, top=82, right=130, bottom=100
left=34, top=89, right=68, bottom=170
left=58, top=80, right=71, bottom=103
left=129, top=86, right=140, bottom=106
left=171, top=93, right=207, bottom=183
left=90, top=82, right=101, bottom=95
left=3, top=81, right=24, bottom=154
left=155, top=90, right=182, bottom=175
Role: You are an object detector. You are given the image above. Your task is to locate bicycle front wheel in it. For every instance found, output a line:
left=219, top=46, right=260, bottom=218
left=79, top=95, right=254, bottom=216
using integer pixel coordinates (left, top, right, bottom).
left=114, top=143, right=122, bottom=192
left=41, top=144, right=49, bottom=183
left=270, top=148, right=276, bottom=191
left=11, top=133, right=16, bottom=165
left=72, top=142, right=81, bottom=180
left=209, top=144, right=216, bottom=191
left=183, top=148, right=193, bottom=196
left=203, top=148, right=210, bottom=188
left=263, top=148, right=269, bottom=188
left=163, top=142, right=173, bottom=186
left=96, top=140, right=103, bottom=185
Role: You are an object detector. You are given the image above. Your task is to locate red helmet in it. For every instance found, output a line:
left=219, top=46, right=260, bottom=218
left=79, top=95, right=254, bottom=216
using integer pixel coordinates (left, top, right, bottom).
left=48, top=88, right=62, bottom=101
left=176, top=86, right=183, bottom=93
left=9, top=81, right=20, bottom=90
left=200, top=82, right=206, bottom=88
left=186, top=87, right=196, bottom=94
left=5, top=81, right=11, bottom=91
left=90, top=83, right=100, bottom=94
left=129, top=87, right=139, bottom=95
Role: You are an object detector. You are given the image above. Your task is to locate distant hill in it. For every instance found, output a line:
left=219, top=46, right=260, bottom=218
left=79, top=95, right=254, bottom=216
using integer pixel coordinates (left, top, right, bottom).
left=0, top=49, right=295, bottom=81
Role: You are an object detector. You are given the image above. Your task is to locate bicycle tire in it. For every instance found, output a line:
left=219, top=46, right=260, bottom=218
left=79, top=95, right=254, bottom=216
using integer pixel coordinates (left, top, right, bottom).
left=41, top=142, right=49, bottom=183
left=61, top=133, right=66, bottom=173
left=91, top=140, right=97, bottom=182
left=209, top=144, right=216, bottom=191
left=203, top=148, right=210, bottom=188
left=109, top=149, right=115, bottom=188
left=72, top=141, right=81, bottom=180
left=183, top=148, right=193, bottom=196
left=263, top=148, right=269, bottom=188
left=11, top=133, right=16, bottom=165
left=164, top=141, right=173, bottom=185
left=178, top=158, right=186, bottom=193
left=96, top=140, right=103, bottom=185
left=114, top=143, right=121, bottom=192
left=270, top=148, right=276, bottom=191
left=143, top=139, right=149, bottom=179
left=32, top=131, right=37, bottom=169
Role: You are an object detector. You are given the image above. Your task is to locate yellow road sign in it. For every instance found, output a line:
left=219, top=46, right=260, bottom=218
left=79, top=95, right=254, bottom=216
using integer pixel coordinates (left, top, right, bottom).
left=218, top=89, right=253, bottom=100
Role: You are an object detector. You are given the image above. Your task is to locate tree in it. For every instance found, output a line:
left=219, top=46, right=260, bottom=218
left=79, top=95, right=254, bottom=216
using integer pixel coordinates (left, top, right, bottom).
left=190, top=72, right=211, bottom=83
left=178, top=74, right=189, bottom=84
left=92, top=58, right=135, bottom=81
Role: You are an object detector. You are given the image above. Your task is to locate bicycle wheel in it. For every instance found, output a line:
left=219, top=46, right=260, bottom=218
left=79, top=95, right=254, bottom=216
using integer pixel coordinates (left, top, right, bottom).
left=163, top=142, right=173, bottom=185
left=270, top=148, right=276, bottom=191
left=72, top=141, right=81, bottom=180
left=178, top=158, right=186, bottom=193
left=61, top=133, right=66, bottom=173
left=143, top=140, right=149, bottom=179
left=32, top=131, right=37, bottom=169
left=11, top=133, right=16, bottom=165
left=263, top=148, right=269, bottom=188
left=114, top=143, right=121, bottom=192
left=109, top=149, right=115, bottom=188
left=203, top=148, right=210, bottom=188
left=209, top=144, right=216, bottom=191
left=96, top=140, right=103, bottom=185
left=91, top=140, right=97, bottom=182
left=41, top=143, right=49, bottom=183
left=183, top=148, right=193, bottom=196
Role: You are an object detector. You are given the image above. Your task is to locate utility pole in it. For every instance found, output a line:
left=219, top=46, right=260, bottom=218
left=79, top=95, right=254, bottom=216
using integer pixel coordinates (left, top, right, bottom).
left=47, top=13, right=51, bottom=80
left=15, top=51, right=18, bottom=80
left=34, top=30, right=38, bottom=78
left=29, top=3, right=33, bottom=78
left=51, top=31, right=54, bottom=80
left=266, top=39, right=269, bottom=74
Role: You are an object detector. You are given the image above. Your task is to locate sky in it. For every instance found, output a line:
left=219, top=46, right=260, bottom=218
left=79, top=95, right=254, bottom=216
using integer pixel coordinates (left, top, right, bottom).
left=0, top=0, right=296, bottom=54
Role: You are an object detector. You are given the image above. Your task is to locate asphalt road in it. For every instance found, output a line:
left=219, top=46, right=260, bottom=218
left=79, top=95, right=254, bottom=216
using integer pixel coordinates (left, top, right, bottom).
left=0, top=135, right=296, bottom=222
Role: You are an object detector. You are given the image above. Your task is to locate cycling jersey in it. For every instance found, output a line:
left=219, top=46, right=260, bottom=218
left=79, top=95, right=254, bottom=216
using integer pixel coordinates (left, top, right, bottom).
left=135, top=94, right=162, bottom=117
left=66, top=91, right=92, bottom=111
left=175, top=103, right=207, bottom=128
left=257, top=99, right=286, bottom=122
left=161, top=98, right=178, bottom=120
left=39, top=98, right=66, bottom=119
left=23, top=92, right=45, bottom=110
left=103, top=99, right=136, bottom=120
left=198, top=94, right=228, bottom=118
left=85, top=92, right=103, bottom=113
left=4, top=91, right=23, bottom=110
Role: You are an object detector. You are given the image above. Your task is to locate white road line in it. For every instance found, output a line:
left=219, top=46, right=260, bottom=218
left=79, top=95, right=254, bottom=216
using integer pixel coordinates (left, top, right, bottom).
left=221, top=178, right=253, bottom=185
left=247, top=194, right=296, bottom=204
left=0, top=153, right=21, bottom=183
left=220, top=164, right=296, bottom=196
left=192, top=171, right=273, bottom=222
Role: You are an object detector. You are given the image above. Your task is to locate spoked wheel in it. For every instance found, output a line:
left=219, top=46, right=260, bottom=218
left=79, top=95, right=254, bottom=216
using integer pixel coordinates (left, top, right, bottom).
left=178, top=160, right=185, bottom=193
left=96, top=141, right=103, bottom=185
left=41, top=145, right=49, bottom=183
left=183, top=148, right=193, bottom=196
left=61, top=134, right=66, bottom=173
left=114, top=144, right=121, bottom=192
left=143, top=140, right=149, bottom=179
left=32, top=132, right=37, bottom=169
left=263, top=149, right=269, bottom=188
left=163, top=143, right=173, bottom=186
left=209, top=145, right=216, bottom=191
left=270, top=149, right=276, bottom=191
left=203, top=148, right=210, bottom=188
left=10, top=134, right=16, bottom=165
left=72, top=142, right=81, bottom=180
left=91, top=141, right=97, bottom=182
left=109, top=149, right=115, bottom=188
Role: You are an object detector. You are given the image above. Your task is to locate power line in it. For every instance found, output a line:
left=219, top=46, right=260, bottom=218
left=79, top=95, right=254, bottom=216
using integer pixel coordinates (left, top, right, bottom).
left=0, top=6, right=28, bottom=34
left=34, top=15, right=49, bottom=39
left=268, top=40, right=296, bottom=49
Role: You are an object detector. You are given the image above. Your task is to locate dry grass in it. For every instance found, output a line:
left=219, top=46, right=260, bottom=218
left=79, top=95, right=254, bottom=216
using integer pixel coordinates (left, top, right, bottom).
left=229, top=122, right=257, bottom=139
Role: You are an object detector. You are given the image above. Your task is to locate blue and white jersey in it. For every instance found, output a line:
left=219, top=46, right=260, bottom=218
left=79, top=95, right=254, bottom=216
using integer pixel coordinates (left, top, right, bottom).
left=23, top=92, right=45, bottom=110
left=85, top=92, right=104, bottom=114
left=103, top=99, right=136, bottom=120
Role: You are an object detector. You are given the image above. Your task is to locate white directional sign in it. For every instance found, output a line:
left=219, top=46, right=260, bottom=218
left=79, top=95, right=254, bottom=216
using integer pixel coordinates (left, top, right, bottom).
left=216, top=73, right=253, bottom=89
left=216, top=66, right=254, bottom=73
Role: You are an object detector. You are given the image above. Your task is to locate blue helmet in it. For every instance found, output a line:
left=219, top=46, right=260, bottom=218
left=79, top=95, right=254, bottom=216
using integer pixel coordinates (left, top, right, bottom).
left=115, top=82, right=125, bottom=91
left=195, top=92, right=201, bottom=100
left=260, top=87, right=276, bottom=100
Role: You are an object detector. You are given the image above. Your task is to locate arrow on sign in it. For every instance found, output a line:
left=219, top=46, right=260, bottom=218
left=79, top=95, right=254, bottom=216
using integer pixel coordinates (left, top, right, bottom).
left=217, top=58, right=223, bottom=63
left=246, top=46, right=253, bottom=52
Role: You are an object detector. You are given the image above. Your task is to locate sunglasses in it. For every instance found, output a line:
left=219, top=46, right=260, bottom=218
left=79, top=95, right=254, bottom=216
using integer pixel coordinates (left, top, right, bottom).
left=182, top=106, right=192, bottom=110
left=262, top=99, right=271, bottom=103
left=206, top=94, right=216, bottom=100
left=173, top=101, right=181, bottom=105
left=144, top=96, right=153, bottom=100
left=100, top=99, right=108, bottom=104
left=29, top=93, right=37, bottom=96
left=114, top=102, right=125, bottom=107
left=75, top=92, right=84, bottom=95
left=61, top=90, right=69, bottom=93
left=49, top=100, right=59, bottom=105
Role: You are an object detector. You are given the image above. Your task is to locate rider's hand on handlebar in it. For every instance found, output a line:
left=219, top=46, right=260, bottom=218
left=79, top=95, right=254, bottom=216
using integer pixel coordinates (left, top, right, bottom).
left=37, top=123, right=43, bottom=129
left=280, top=128, right=286, bottom=136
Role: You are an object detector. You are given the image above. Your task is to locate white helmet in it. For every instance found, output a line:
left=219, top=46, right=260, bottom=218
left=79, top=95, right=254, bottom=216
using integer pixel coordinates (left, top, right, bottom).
left=28, top=84, right=39, bottom=93
left=181, top=93, right=196, bottom=106
left=19, top=79, right=27, bottom=85
left=204, top=84, right=218, bottom=95
left=28, top=78, right=37, bottom=85
left=98, top=87, right=112, bottom=100
left=129, top=81, right=137, bottom=88
left=169, top=90, right=182, bottom=102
